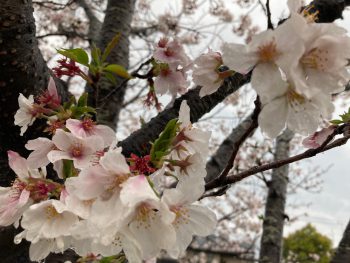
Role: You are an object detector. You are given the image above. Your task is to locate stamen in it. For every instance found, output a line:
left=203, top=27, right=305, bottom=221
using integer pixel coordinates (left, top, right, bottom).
left=257, top=40, right=280, bottom=63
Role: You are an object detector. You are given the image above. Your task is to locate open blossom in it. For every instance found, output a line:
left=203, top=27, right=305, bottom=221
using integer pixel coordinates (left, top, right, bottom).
left=153, top=38, right=191, bottom=69
left=222, top=14, right=305, bottom=89
left=120, top=175, right=176, bottom=260
left=193, top=50, right=224, bottom=97
left=14, top=94, right=37, bottom=136
left=66, top=118, right=116, bottom=147
left=65, top=147, right=130, bottom=200
left=25, top=137, right=55, bottom=169
left=172, top=101, right=211, bottom=160
left=48, top=129, right=105, bottom=169
left=154, top=67, right=188, bottom=96
left=162, top=177, right=216, bottom=258
left=292, top=22, right=350, bottom=96
left=302, top=126, right=336, bottom=149
left=15, top=199, right=79, bottom=261
left=256, top=64, right=334, bottom=137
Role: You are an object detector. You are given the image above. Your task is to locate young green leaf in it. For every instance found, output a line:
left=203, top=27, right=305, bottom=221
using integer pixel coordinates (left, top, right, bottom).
left=150, top=118, right=179, bottom=167
left=101, top=33, right=121, bottom=62
left=57, top=48, right=89, bottom=66
left=104, top=64, right=131, bottom=79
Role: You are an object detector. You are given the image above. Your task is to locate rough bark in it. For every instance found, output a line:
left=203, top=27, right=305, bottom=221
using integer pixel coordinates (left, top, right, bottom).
left=259, top=129, right=294, bottom=263
left=94, top=0, right=135, bottom=129
left=76, top=0, right=102, bottom=43
left=331, top=218, right=350, bottom=263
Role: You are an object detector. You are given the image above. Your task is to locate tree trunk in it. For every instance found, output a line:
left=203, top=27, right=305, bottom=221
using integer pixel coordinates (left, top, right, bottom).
left=331, top=218, right=350, bottom=263
left=259, top=129, right=294, bottom=263
left=94, top=0, right=135, bottom=129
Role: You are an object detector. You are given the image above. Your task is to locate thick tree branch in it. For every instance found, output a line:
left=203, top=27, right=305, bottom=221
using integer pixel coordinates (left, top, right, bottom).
left=119, top=72, right=251, bottom=157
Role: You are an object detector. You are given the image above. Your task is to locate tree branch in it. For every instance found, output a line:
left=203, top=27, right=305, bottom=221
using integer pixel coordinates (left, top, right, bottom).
left=205, top=124, right=350, bottom=191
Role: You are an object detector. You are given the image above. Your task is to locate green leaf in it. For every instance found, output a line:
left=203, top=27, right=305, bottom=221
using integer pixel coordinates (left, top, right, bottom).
left=103, top=71, right=117, bottom=85
left=71, top=105, right=96, bottom=118
left=150, top=118, right=179, bottom=167
left=63, top=95, right=76, bottom=110
left=62, top=160, right=74, bottom=179
left=91, top=43, right=101, bottom=66
left=57, top=48, right=89, bottom=66
left=104, top=64, right=131, bottom=79
left=77, top=92, right=88, bottom=107
left=330, top=119, right=343, bottom=125
left=102, top=33, right=121, bottom=62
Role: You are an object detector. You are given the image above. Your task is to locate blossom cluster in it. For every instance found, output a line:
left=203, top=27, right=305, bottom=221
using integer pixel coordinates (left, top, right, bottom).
left=149, top=0, right=350, bottom=139
left=3, top=80, right=216, bottom=262
left=222, top=1, right=350, bottom=137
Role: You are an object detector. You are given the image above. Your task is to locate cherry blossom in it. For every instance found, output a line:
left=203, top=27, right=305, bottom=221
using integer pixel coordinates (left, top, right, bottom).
left=192, top=50, right=225, bottom=97
left=162, top=177, right=217, bottom=258
left=302, top=126, right=336, bottom=148
left=66, top=118, right=116, bottom=147
left=14, top=94, right=37, bottom=136
left=48, top=129, right=105, bottom=169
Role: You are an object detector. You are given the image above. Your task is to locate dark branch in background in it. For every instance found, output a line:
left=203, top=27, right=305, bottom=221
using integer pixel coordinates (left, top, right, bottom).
left=205, top=114, right=256, bottom=182
left=331, top=218, right=350, bottom=263
left=75, top=0, right=102, bottom=43
left=205, top=124, right=350, bottom=191
left=206, top=97, right=261, bottom=188
left=266, top=0, right=273, bottom=29
left=119, top=72, right=251, bottom=157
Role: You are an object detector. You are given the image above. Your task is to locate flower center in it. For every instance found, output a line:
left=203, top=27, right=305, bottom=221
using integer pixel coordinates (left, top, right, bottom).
left=301, top=48, right=328, bottom=71
left=45, top=205, right=61, bottom=219
left=71, top=144, right=83, bottom=158
left=171, top=206, right=190, bottom=227
left=135, top=203, right=154, bottom=228
left=82, top=118, right=95, bottom=131
left=286, top=87, right=306, bottom=108
left=257, top=40, right=279, bottom=63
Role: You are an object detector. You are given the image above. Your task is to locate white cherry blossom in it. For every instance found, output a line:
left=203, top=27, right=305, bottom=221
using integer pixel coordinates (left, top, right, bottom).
left=48, top=129, right=104, bottom=169
left=14, top=94, right=37, bottom=136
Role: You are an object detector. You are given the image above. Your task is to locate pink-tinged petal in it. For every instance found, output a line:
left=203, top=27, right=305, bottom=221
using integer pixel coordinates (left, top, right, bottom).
left=7, top=151, right=29, bottom=180
left=66, top=119, right=88, bottom=138
left=100, top=149, right=130, bottom=175
left=48, top=77, right=60, bottom=103
left=120, top=175, right=158, bottom=208
left=53, top=160, right=64, bottom=179
left=94, top=125, right=116, bottom=147
left=65, top=166, right=108, bottom=200
left=25, top=138, right=55, bottom=169
left=18, top=189, right=30, bottom=206
left=52, top=129, right=74, bottom=151
left=302, top=126, right=335, bottom=149
left=47, top=150, right=73, bottom=163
